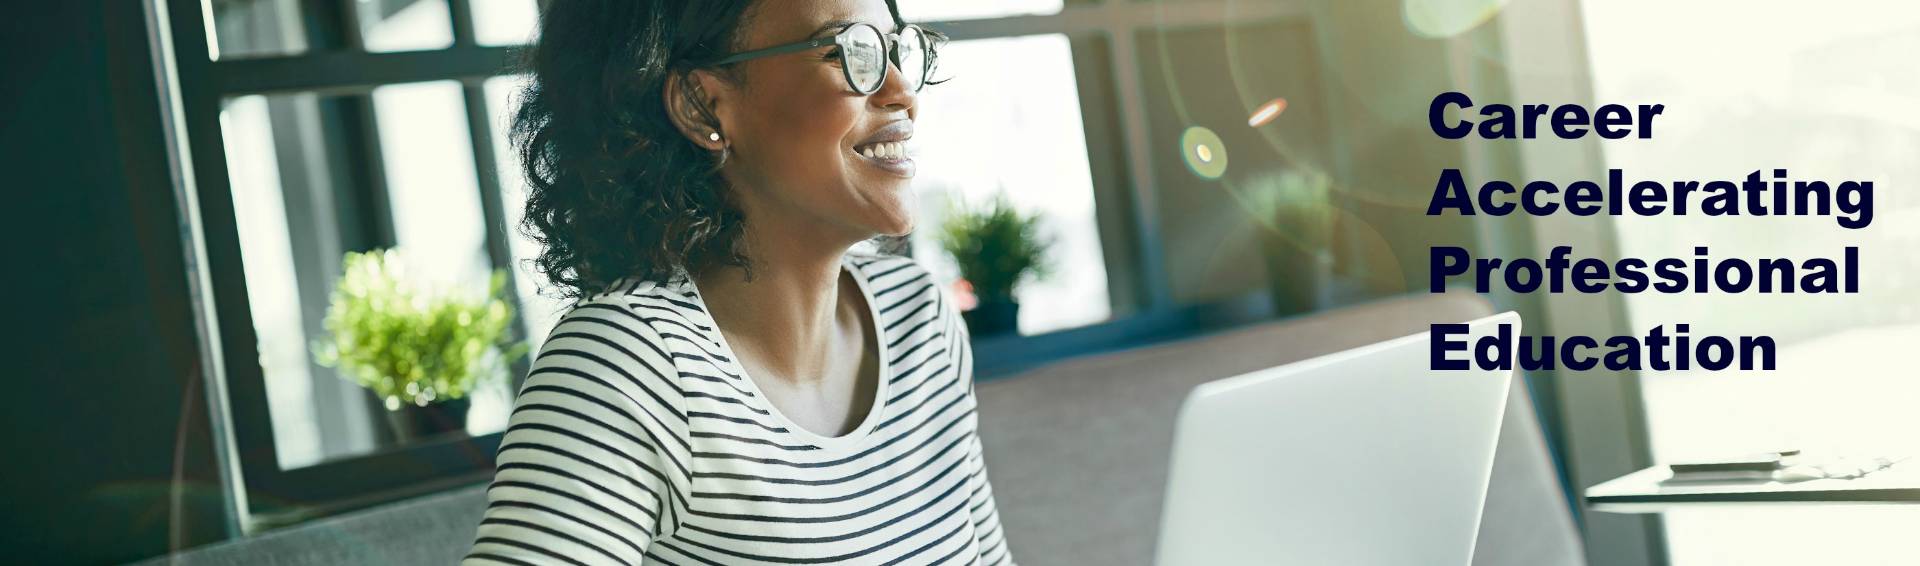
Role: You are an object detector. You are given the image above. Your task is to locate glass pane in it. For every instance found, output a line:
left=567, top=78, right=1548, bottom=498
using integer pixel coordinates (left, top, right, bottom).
left=483, top=75, right=569, bottom=346
left=369, top=82, right=490, bottom=296
left=908, top=34, right=1112, bottom=336
left=898, top=0, right=1062, bottom=22
left=354, top=0, right=455, bottom=52
left=225, top=92, right=433, bottom=469
left=1136, top=22, right=1339, bottom=307
left=220, top=84, right=517, bottom=470
left=223, top=94, right=335, bottom=469
left=368, top=81, right=513, bottom=436
left=205, top=0, right=308, bottom=59
left=1584, top=1, right=1920, bottom=563
left=473, top=0, right=541, bottom=46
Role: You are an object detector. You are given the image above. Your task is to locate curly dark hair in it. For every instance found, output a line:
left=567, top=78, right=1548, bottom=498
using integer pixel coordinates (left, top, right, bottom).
left=513, top=0, right=914, bottom=302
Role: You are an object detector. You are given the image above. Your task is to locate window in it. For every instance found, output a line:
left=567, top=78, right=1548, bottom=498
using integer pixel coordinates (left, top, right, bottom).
left=355, top=0, right=454, bottom=52
left=222, top=93, right=340, bottom=469
left=167, top=0, right=537, bottom=525
left=1136, top=21, right=1338, bottom=306
left=206, top=0, right=307, bottom=59
left=1583, top=1, right=1920, bottom=563
left=222, top=83, right=517, bottom=469
left=164, top=0, right=1319, bottom=528
left=898, top=0, right=1063, bottom=22
left=483, top=74, right=569, bottom=344
left=472, top=0, right=541, bottom=46
left=908, top=34, right=1112, bottom=335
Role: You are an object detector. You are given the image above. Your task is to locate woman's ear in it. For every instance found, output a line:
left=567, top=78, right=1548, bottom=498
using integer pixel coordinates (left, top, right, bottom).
left=664, top=70, right=729, bottom=151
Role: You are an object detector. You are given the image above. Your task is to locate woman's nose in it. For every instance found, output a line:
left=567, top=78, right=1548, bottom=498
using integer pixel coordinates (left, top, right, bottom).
left=868, top=61, right=918, bottom=112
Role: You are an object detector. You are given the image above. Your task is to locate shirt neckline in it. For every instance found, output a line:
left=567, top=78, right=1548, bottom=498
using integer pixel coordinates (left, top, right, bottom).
left=679, top=253, right=892, bottom=452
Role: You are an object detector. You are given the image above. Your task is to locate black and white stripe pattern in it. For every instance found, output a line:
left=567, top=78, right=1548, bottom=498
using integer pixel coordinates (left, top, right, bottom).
left=467, top=252, right=1014, bottom=565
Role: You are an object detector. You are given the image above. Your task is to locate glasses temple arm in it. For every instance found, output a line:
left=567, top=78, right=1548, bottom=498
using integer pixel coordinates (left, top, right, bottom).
left=704, top=36, right=841, bottom=67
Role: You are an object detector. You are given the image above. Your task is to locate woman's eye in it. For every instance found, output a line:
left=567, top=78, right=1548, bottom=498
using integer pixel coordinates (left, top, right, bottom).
left=822, top=48, right=843, bottom=63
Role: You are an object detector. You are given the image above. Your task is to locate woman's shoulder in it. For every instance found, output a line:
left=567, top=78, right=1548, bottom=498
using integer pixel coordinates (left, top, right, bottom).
left=844, top=248, right=922, bottom=275
left=548, top=275, right=708, bottom=348
left=846, top=251, right=974, bottom=372
left=847, top=251, right=949, bottom=316
left=523, top=277, right=704, bottom=418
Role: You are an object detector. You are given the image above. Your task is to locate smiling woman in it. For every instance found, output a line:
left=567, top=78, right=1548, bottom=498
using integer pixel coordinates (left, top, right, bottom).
left=464, top=1, right=1014, bottom=565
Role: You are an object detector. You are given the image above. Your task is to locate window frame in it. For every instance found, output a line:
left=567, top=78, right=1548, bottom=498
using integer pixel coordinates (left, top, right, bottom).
left=164, top=0, right=534, bottom=530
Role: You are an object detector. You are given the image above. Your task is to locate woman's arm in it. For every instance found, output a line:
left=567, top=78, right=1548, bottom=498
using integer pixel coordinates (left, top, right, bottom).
left=941, top=270, right=1017, bottom=565
left=465, top=297, right=689, bottom=565
left=965, top=427, right=1015, bottom=565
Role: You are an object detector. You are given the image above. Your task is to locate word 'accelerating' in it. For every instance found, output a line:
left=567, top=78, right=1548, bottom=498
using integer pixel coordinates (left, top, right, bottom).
left=1427, top=168, right=1873, bottom=229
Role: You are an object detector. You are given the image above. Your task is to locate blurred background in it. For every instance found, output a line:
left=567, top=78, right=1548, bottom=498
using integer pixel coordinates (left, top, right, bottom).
left=5, top=0, right=1919, bottom=564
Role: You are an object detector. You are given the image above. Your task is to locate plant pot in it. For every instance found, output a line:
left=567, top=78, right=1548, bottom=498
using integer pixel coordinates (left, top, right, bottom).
left=1259, top=235, right=1330, bottom=318
left=384, top=397, right=472, bottom=443
left=963, top=300, right=1021, bottom=337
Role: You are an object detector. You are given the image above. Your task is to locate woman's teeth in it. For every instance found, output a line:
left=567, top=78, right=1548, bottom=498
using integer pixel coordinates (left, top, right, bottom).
left=859, top=141, right=907, bottom=160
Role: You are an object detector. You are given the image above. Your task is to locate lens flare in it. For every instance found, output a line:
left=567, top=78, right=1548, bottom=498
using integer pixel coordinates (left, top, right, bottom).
left=1247, top=98, right=1288, bottom=128
left=1404, top=0, right=1512, bottom=39
left=1180, top=126, right=1228, bottom=180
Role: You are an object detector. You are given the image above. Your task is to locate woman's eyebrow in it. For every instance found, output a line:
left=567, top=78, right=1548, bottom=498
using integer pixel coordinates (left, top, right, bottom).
left=808, top=19, right=859, bottom=39
left=807, top=18, right=901, bottom=39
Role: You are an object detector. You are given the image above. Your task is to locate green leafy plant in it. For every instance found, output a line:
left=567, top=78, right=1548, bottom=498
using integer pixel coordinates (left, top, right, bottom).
left=938, top=196, right=1052, bottom=303
left=1245, top=169, right=1337, bottom=314
left=1246, top=169, right=1335, bottom=250
left=313, top=250, right=528, bottom=411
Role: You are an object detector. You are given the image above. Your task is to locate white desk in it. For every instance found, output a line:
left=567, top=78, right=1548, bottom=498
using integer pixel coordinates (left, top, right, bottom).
left=1586, top=460, right=1920, bottom=513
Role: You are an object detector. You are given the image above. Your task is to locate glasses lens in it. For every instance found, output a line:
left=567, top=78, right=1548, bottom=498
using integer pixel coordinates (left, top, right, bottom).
left=896, top=26, right=928, bottom=91
left=841, top=25, right=885, bottom=93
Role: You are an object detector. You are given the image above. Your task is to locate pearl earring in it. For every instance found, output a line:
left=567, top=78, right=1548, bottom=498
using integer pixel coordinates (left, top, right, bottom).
left=708, top=132, right=721, bottom=142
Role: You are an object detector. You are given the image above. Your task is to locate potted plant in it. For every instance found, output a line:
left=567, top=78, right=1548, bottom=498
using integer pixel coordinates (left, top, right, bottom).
left=1245, top=169, right=1336, bottom=316
left=313, top=249, right=528, bottom=442
left=938, top=196, right=1051, bottom=337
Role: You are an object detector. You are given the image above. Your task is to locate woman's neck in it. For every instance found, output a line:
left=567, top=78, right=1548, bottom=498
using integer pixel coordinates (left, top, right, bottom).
left=693, top=225, right=862, bottom=386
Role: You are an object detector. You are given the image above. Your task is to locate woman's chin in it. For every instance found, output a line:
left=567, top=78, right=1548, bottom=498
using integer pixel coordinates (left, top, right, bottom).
left=856, top=206, right=913, bottom=238
left=852, top=193, right=914, bottom=237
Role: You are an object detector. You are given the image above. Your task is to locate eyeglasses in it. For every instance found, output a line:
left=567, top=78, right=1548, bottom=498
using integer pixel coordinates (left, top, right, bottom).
left=703, top=23, right=932, bottom=95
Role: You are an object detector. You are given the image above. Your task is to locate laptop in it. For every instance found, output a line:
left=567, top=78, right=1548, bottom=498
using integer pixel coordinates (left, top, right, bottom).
left=1155, top=312, right=1519, bottom=566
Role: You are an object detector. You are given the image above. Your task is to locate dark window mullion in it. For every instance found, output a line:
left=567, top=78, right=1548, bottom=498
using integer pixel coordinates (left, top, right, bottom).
left=1105, top=28, right=1173, bottom=311
left=300, top=0, right=360, bottom=51
left=310, top=0, right=395, bottom=254
left=212, top=48, right=517, bottom=97
left=447, top=0, right=478, bottom=47
left=324, top=95, right=399, bottom=254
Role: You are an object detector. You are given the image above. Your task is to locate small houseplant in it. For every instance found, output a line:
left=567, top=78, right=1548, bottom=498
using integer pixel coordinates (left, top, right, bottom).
left=313, top=249, right=527, bottom=441
left=1245, top=169, right=1335, bottom=316
left=938, top=196, right=1051, bottom=336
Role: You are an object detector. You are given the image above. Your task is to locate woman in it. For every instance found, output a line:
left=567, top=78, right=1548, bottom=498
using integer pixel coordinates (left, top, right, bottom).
left=465, top=1, right=1014, bottom=564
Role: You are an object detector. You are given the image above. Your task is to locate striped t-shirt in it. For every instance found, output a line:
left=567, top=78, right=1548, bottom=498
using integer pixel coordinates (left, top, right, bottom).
left=465, top=252, right=1014, bottom=565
